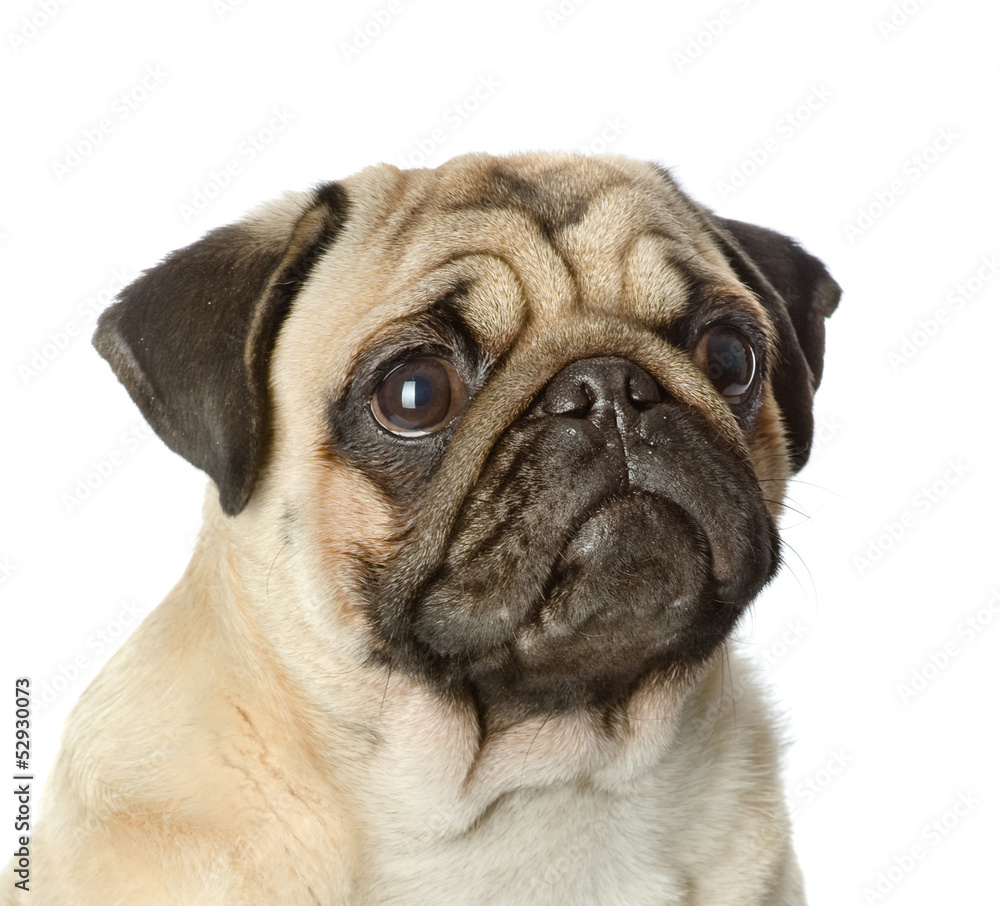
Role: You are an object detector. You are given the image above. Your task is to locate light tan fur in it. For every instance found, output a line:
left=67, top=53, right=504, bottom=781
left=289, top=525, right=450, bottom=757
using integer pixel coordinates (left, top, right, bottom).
left=7, top=153, right=808, bottom=905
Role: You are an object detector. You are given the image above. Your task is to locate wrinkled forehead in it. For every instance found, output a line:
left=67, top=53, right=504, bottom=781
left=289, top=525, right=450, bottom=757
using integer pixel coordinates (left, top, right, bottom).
left=289, top=153, right=759, bottom=388
left=369, top=153, right=743, bottom=295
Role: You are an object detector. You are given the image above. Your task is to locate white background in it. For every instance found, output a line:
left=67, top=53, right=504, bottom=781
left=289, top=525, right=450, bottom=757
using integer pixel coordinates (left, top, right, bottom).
left=3, top=0, right=998, bottom=903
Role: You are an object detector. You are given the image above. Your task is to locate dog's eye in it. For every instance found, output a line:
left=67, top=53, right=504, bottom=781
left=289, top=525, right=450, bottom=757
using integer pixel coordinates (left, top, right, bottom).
left=695, top=326, right=757, bottom=405
left=371, top=357, right=469, bottom=436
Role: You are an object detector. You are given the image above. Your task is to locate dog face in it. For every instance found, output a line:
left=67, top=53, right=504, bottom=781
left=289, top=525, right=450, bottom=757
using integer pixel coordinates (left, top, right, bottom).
left=95, top=152, right=838, bottom=734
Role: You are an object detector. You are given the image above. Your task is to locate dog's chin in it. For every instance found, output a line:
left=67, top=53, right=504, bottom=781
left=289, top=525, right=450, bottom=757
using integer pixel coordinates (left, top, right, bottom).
left=515, top=492, right=722, bottom=673
left=484, top=491, right=729, bottom=711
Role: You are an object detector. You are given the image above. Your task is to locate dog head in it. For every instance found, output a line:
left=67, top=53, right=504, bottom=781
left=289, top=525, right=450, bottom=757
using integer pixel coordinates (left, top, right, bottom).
left=95, top=152, right=838, bottom=732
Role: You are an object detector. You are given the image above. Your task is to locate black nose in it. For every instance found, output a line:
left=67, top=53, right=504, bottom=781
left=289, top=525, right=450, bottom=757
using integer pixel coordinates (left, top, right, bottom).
left=538, top=357, right=661, bottom=418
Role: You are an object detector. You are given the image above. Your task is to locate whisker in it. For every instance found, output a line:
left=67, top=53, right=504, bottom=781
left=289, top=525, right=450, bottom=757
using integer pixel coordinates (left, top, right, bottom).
left=265, top=540, right=291, bottom=601
left=378, top=665, right=393, bottom=722
left=517, top=713, right=551, bottom=812
left=763, top=497, right=810, bottom=520
left=775, top=541, right=817, bottom=608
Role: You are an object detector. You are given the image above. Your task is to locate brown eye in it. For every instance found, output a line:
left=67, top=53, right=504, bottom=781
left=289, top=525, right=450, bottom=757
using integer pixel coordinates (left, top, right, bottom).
left=371, top=357, right=469, bottom=436
left=695, top=326, right=757, bottom=404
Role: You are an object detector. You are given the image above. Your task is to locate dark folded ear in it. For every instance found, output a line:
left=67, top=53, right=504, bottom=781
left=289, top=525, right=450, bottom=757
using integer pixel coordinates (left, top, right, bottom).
left=93, top=182, right=349, bottom=516
left=706, top=216, right=840, bottom=472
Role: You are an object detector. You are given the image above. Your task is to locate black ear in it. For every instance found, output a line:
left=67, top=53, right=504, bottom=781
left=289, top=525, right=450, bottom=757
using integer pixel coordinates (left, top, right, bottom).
left=93, top=182, right=349, bottom=516
left=707, top=217, right=840, bottom=472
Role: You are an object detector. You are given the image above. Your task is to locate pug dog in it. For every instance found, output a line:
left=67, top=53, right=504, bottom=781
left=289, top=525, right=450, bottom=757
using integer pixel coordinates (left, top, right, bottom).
left=9, top=152, right=839, bottom=906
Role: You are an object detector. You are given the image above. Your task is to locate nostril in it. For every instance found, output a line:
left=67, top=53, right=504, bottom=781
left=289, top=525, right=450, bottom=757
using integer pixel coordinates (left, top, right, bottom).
left=542, top=377, right=593, bottom=417
left=537, top=357, right=663, bottom=418
left=627, top=370, right=661, bottom=409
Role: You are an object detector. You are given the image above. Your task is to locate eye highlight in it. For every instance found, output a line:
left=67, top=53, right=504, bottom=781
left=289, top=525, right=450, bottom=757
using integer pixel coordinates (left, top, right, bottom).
left=371, top=356, right=469, bottom=436
left=694, top=326, right=758, bottom=405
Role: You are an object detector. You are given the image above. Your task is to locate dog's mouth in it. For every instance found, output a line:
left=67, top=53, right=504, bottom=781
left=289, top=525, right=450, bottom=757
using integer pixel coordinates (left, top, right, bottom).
left=504, top=490, right=718, bottom=688
left=387, top=357, right=780, bottom=716
left=526, top=490, right=713, bottom=646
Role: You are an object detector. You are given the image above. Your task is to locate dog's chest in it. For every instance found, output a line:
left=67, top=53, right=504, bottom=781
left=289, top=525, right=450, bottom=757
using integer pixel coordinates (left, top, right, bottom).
left=356, top=784, right=690, bottom=906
